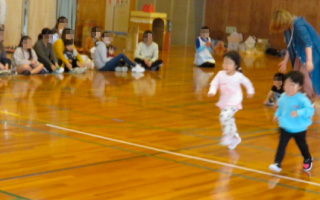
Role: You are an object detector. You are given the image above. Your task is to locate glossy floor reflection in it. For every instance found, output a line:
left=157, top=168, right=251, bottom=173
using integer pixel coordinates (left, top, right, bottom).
left=0, top=47, right=319, bottom=199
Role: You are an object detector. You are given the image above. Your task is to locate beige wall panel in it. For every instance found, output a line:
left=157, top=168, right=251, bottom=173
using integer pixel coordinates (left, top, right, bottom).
left=4, top=0, right=23, bottom=47
left=28, top=0, right=57, bottom=42
left=5, top=0, right=56, bottom=47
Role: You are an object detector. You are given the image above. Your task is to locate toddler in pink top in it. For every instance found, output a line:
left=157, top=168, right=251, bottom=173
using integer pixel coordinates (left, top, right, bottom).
left=208, top=51, right=255, bottom=149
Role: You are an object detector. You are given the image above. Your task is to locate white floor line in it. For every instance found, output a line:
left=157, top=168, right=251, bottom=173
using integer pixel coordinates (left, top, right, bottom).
left=46, top=124, right=320, bottom=187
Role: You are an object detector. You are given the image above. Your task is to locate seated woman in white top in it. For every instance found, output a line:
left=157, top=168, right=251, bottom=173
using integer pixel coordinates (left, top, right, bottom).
left=195, top=26, right=215, bottom=68
left=13, top=36, right=44, bottom=75
left=134, top=30, right=163, bottom=71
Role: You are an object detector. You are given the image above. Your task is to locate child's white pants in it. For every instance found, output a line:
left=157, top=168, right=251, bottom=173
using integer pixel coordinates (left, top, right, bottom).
left=219, top=106, right=240, bottom=138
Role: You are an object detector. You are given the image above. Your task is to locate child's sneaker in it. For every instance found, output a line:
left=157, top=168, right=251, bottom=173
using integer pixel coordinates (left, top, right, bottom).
left=79, top=67, right=87, bottom=73
left=70, top=67, right=86, bottom=74
left=303, top=158, right=313, bottom=171
left=269, top=163, right=282, bottom=173
left=220, top=134, right=233, bottom=146
left=55, top=67, right=64, bottom=74
left=132, top=64, right=145, bottom=73
left=121, top=66, right=128, bottom=72
left=0, top=70, right=11, bottom=75
left=228, top=137, right=241, bottom=150
left=69, top=68, right=77, bottom=73
left=115, top=66, right=122, bottom=72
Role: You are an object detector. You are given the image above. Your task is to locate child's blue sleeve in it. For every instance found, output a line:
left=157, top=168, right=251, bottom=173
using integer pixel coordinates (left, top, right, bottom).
left=297, top=96, right=315, bottom=118
left=196, top=38, right=200, bottom=49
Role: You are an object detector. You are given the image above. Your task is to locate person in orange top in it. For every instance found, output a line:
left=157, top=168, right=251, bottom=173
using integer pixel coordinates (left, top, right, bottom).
left=84, top=26, right=101, bottom=58
left=53, top=28, right=84, bottom=72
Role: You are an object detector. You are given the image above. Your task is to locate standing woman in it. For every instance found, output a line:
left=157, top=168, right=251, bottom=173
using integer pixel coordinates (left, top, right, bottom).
left=270, top=10, right=320, bottom=101
left=34, top=28, right=63, bottom=73
left=52, top=16, right=68, bottom=44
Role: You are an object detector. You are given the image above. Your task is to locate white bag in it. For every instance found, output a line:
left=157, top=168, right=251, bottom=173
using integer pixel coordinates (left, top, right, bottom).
left=244, top=36, right=256, bottom=50
left=227, top=32, right=243, bottom=51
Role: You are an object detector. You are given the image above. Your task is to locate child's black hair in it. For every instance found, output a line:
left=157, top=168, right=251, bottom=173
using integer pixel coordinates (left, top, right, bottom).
left=107, top=44, right=115, bottom=50
left=102, top=31, right=111, bottom=38
left=274, top=72, right=285, bottom=82
left=285, top=71, right=304, bottom=86
left=64, top=39, right=73, bottom=47
left=38, top=28, right=53, bottom=40
left=223, top=51, right=242, bottom=72
left=143, top=30, right=153, bottom=37
left=61, top=28, right=73, bottom=44
left=201, top=26, right=210, bottom=31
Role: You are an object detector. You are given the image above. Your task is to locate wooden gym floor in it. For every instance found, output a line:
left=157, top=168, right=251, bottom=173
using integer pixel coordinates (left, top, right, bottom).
left=0, top=47, right=319, bottom=199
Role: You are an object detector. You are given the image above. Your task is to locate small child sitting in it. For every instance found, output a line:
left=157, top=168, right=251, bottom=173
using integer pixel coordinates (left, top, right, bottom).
left=64, top=40, right=84, bottom=70
left=107, top=45, right=127, bottom=70
left=194, top=26, right=215, bottom=68
left=107, top=45, right=116, bottom=58
left=264, top=72, right=285, bottom=106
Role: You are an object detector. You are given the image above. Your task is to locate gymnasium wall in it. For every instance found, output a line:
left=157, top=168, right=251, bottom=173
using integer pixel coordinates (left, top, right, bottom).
left=5, top=0, right=23, bottom=47
left=76, top=0, right=106, bottom=45
left=5, top=0, right=205, bottom=47
left=5, top=0, right=56, bottom=47
left=28, top=0, right=57, bottom=45
left=137, top=0, right=206, bottom=46
left=205, top=0, right=320, bottom=49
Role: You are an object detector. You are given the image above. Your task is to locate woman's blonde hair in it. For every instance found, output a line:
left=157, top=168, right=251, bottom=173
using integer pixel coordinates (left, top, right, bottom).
left=270, top=10, right=293, bottom=33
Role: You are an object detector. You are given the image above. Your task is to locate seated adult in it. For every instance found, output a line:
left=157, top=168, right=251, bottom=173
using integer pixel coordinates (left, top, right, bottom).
left=94, top=31, right=145, bottom=72
left=134, top=30, right=163, bottom=71
left=13, top=36, right=44, bottom=75
left=53, top=28, right=85, bottom=72
left=84, top=26, right=101, bottom=58
left=34, top=28, right=63, bottom=73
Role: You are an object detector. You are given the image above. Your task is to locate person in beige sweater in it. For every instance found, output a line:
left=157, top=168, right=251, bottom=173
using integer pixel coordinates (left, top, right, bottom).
left=134, top=31, right=163, bottom=71
left=134, top=30, right=163, bottom=71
